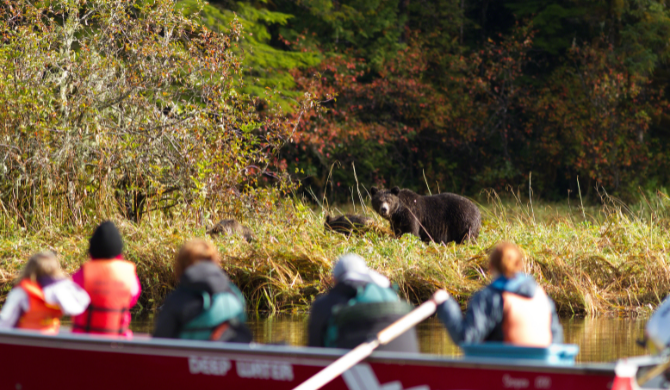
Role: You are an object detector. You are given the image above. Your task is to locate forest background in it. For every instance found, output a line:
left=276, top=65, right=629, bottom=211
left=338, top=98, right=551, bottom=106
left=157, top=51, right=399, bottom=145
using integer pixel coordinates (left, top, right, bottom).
left=2, top=0, right=670, bottom=316
left=207, top=0, right=670, bottom=200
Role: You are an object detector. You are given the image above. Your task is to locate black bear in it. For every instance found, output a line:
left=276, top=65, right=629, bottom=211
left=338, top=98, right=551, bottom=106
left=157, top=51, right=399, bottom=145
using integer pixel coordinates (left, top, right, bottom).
left=207, top=219, right=254, bottom=242
left=324, top=214, right=373, bottom=236
left=370, top=187, right=480, bottom=244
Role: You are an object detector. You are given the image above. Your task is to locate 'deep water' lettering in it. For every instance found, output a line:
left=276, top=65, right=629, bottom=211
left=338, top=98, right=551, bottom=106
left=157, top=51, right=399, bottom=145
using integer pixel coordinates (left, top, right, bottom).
left=236, top=360, right=294, bottom=381
left=188, top=356, right=232, bottom=376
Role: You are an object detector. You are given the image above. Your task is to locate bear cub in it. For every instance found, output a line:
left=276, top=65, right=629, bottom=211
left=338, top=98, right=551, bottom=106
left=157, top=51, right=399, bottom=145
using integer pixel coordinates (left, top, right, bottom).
left=207, top=219, right=254, bottom=243
left=324, top=214, right=373, bottom=236
left=370, top=187, right=480, bottom=244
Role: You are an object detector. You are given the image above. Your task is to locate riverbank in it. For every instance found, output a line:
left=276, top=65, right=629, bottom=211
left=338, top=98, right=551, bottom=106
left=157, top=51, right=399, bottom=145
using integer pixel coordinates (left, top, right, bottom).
left=1, top=193, right=669, bottom=315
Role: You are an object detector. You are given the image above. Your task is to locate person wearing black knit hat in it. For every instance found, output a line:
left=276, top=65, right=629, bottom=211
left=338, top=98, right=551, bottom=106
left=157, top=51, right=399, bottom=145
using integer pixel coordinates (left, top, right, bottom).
left=71, top=221, right=141, bottom=337
left=88, top=221, right=124, bottom=259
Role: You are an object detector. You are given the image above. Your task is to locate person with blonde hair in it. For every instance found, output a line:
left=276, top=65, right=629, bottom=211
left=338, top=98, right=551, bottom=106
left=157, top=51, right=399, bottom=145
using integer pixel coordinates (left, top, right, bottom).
left=437, top=242, right=563, bottom=346
left=0, top=252, right=90, bottom=333
left=153, top=239, right=252, bottom=342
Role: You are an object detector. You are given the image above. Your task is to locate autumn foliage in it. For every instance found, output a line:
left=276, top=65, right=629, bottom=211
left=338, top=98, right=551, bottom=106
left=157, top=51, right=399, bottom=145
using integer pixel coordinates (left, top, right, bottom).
left=2, top=0, right=669, bottom=224
left=247, top=0, right=670, bottom=200
left=284, top=24, right=667, bottom=199
left=0, top=0, right=299, bottom=227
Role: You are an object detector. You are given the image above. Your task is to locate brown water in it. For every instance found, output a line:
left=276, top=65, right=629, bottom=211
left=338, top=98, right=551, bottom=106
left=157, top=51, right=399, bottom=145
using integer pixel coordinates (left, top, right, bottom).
left=130, top=315, right=649, bottom=363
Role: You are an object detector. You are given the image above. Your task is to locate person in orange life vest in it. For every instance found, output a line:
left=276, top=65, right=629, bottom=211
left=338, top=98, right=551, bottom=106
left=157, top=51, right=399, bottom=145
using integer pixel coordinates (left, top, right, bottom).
left=0, top=252, right=90, bottom=333
left=437, top=242, right=563, bottom=346
left=71, top=221, right=141, bottom=337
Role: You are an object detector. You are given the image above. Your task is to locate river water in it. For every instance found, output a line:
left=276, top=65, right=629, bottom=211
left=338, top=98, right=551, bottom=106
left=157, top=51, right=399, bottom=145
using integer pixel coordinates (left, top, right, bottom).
left=128, top=315, right=648, bottom=363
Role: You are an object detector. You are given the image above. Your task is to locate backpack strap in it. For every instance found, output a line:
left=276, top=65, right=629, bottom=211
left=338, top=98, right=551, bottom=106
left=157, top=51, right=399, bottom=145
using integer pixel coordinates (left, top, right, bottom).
left=201, top=291, right=211, bottom=311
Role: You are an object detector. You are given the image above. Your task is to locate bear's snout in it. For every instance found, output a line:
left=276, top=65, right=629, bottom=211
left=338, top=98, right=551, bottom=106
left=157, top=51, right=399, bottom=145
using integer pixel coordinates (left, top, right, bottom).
left=380, top=203, right=389, bottom=215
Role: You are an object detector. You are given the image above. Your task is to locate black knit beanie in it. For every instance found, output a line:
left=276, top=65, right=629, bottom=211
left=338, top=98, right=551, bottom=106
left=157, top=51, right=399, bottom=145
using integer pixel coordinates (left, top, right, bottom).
left=89, top=221, right=123, bottom=259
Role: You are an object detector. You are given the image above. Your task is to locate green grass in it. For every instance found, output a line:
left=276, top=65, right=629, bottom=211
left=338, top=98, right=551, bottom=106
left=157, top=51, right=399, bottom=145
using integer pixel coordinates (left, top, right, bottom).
left=2, top=190, right=670, bottom=316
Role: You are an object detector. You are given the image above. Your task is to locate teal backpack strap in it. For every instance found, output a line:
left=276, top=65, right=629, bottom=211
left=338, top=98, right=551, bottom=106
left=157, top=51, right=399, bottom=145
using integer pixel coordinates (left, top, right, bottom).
left=229, top=284, right=247, bottom=323
left=324, top=305, right=343, bottom=348
left=201, top=291, right=211, bottom=310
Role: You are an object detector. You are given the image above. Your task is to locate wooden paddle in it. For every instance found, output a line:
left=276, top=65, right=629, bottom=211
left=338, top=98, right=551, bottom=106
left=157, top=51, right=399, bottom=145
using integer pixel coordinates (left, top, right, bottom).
left=637, top=353, right=670, bottom=386
left=293, top=289, right=450, bottom=390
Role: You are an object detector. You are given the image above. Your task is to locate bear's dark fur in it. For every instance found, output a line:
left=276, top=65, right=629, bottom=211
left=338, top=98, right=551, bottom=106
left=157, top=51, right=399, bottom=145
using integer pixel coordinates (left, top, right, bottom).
left=207, top=219, right=254, bottom=242
left=370, top=187, right=480, bottom=244
left=324, top=214, right=373, bottom=236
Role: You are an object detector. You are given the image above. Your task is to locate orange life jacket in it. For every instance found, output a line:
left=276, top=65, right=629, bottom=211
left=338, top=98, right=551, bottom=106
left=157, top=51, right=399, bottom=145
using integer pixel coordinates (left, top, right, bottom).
left=73, top=259, right=136, bottom=335
left=502, top=287, right=552, bottom=347
left=16, top=279, right=62, bottom=334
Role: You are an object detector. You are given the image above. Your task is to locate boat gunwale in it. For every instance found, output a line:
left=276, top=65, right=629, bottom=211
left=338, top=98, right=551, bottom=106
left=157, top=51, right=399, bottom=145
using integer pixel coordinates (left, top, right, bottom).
left=0, top=329, right=619, bottom=376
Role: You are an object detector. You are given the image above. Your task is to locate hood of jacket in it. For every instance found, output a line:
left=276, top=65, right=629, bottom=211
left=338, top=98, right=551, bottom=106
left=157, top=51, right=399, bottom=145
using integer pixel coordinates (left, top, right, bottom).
left=489, top=273, right=538, bottom=298
left=179, top=261, right=231, bottom=295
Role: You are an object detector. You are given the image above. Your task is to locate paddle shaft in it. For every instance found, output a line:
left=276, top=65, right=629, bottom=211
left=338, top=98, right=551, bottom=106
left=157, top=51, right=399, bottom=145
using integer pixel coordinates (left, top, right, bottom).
left=638, top=357, right=670, bottom=386
left=293, top=290, right=449, bottom=390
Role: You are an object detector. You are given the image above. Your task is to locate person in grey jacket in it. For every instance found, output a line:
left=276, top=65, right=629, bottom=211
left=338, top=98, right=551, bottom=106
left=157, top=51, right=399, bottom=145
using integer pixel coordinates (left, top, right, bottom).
left=437, top=242, right=563, bottom=346
left=308, top=253, right=419, bottom=352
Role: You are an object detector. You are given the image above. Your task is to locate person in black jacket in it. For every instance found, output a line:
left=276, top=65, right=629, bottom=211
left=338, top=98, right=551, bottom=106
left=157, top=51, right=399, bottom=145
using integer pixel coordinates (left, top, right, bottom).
left=153, top=239, right=252, bottom=342
left=307, top=253, right=419, bottom=352
left=437, top=242, right=563, bottom=346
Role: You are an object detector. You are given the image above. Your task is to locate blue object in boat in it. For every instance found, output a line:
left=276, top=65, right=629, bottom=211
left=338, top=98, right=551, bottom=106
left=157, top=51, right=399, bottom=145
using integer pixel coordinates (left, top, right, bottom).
left=460, top=343, right=580, bottom=365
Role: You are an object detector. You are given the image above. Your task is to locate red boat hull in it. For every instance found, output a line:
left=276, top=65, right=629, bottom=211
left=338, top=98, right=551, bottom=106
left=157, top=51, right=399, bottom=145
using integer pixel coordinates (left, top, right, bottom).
left=0, top=330, right=617, bottom=390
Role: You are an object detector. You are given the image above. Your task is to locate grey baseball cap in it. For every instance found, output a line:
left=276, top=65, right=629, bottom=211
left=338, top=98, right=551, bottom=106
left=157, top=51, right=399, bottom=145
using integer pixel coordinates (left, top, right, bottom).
left=332, top=253, right=390, bottom=288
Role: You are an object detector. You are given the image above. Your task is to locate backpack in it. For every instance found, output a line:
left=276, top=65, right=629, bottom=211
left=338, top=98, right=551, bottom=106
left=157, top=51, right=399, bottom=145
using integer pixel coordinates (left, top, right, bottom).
left=324, top=283, right=411, bottom=348
left=179, top=286, right=246, bottom=341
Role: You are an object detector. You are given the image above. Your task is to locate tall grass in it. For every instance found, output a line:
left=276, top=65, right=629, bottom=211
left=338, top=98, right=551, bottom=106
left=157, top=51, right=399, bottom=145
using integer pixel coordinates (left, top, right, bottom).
left=1, top=190, right=670, bottom=316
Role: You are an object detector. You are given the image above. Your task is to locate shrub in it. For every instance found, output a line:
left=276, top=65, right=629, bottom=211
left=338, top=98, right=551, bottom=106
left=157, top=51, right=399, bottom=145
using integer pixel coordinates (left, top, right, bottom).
left=0, top=0, right=296, bottom=227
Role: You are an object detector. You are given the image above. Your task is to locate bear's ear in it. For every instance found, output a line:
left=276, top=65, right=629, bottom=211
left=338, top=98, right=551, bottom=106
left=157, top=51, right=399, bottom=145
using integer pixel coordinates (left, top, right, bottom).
left=370, top=187, right=378, bottom=196
left=391, top=186, right=400, bottom=195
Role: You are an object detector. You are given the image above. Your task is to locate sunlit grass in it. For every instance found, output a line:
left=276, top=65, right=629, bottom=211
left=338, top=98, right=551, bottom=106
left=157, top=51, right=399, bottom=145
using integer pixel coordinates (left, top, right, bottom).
left=2, top=190, right=670, bottom=316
